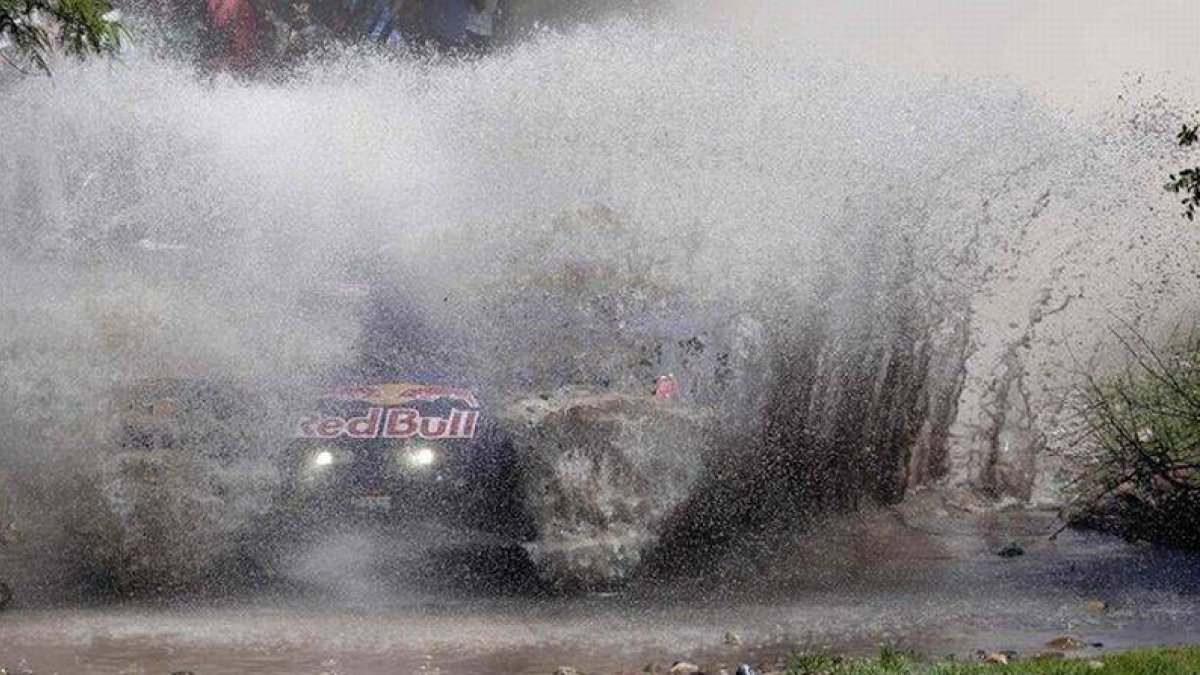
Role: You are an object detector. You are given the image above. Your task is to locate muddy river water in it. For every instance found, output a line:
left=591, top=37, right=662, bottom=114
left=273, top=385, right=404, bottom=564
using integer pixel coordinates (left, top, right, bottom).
left=2, top=508, right=1197, bottom=674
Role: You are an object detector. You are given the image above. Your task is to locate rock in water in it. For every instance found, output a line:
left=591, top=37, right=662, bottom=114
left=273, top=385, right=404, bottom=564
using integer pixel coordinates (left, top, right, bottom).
left=1046, top=636, right=1087, bottom=650
left=981, top=651, right=1009, bottom=665
left=499, top=387, right=714, bottom=588
left=997, top=542, right=1025, bottom=558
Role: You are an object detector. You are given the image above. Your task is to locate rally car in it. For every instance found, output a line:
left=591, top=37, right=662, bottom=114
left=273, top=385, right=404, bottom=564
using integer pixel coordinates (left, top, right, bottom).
left=278, top=383, right=531, bottom=538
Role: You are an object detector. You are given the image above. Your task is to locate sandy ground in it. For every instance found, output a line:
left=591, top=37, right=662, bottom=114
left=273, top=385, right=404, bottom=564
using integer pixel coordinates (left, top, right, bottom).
left=1, top=503, right=1197, bottom=674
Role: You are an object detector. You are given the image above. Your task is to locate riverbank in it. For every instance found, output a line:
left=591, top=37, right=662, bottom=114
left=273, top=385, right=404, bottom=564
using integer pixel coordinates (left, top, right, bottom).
left=779, top=645, right=1200, bottom=674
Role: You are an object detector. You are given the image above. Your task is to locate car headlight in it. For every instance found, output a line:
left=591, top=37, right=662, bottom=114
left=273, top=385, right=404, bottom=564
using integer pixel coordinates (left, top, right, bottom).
left=307, top=446, right=345, bottom=471
left=404, top=445, right=436, bottom=469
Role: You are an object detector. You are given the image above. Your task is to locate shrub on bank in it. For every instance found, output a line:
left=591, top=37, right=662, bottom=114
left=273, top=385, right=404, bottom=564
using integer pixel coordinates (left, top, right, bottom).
left=1068, top=333, right=1200, bottom=549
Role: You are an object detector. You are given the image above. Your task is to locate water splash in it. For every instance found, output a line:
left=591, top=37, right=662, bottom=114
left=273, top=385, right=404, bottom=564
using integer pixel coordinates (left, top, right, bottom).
left=1, top=10, right=1197, bottom=596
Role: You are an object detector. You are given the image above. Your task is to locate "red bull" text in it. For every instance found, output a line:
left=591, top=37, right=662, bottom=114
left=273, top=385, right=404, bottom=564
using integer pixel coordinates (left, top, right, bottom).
left=296, top=407, right=479, bottom=440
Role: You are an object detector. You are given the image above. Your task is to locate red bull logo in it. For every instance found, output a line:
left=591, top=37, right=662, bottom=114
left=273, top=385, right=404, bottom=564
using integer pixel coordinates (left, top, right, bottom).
left=297, top=407, right=479, bottom=440
left=321, top=383, right=480, bottom=409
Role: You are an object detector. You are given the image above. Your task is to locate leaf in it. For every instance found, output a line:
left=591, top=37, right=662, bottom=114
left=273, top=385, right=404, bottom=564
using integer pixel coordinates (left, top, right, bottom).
left=0, top=0, right=124, bottom=74
left=1179, top=124, right=1200, bottom=148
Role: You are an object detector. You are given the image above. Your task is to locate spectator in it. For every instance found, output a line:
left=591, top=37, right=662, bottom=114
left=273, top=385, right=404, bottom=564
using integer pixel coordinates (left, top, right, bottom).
left=653, top=374, right=678, bottom=401
left=205, top=0, right=262, bottom=71
left=465, top=0, right=499, bottom=52
left=347, top=0, right=407, bottom=45
left=420, top=0, right=472, bottom=53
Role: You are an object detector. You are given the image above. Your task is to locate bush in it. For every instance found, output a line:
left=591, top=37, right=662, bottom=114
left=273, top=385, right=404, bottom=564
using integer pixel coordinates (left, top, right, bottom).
left=1068, top=331, right=1200, bottom=548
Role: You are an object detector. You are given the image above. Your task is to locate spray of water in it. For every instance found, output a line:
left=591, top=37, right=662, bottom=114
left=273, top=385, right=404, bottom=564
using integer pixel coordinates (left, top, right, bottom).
left=1, top=6, right=1197, bottom=598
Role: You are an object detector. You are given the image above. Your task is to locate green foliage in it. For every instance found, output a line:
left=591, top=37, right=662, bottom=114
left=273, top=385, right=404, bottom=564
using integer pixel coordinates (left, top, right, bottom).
left=878, top=644, right=921, bottom=671
left=0, top=0, right=124, bottom=74
left=789, top=651, right=846, bottom=674
left=787, top=646, right=918, bottom=675
left=1166, top=123, right=1200, bottom=221
left=1068, top=332, right=1200, bottom=548
left=784, top=646, right=1200, bottom=674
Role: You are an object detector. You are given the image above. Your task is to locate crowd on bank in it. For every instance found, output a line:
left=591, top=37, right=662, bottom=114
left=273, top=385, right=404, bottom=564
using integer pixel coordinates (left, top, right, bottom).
left=146, top=0, right=505, bottom=69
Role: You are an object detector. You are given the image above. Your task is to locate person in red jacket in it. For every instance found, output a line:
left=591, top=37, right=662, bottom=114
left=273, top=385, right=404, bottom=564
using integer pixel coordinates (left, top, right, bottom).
left=653, top=374, right=679, bottom=401
left=205, top=0, right=261, bottom=71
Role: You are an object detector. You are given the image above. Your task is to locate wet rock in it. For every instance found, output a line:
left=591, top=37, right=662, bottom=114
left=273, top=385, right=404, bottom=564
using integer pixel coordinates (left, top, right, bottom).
left=1046, top=636, right=1087, bottom=650
left=996, top=542, right=1024, bottom=557
left=499, top=388, right=714, bottom=587
left=669, top=663, right=701, bottom=675
left=979, top=651, right=1008, bottom=665
left=735, top=665, right=761, bottom=675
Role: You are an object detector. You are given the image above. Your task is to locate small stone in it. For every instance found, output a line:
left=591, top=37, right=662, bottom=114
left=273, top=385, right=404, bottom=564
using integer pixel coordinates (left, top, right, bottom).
left=981, top=651, right=1008, bottom=665
left=1083, top=600, right=1109, bottom=613
left=1046, top=636, right=1087, bottom=650
left=553, top=667, right=582, bottom=675
left=997, top=542, right=1024, bottom=558
left=1087, top=660, right=1105, bottom=669
left=670, top=663, right=701, bottom=675
left=735, top=665, right=760, bottom=675
left=724, top=631, right=742, bottom=646
left=0, top=581, right=12, bottom=610
left=643, top=663, right=664, bottom=674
